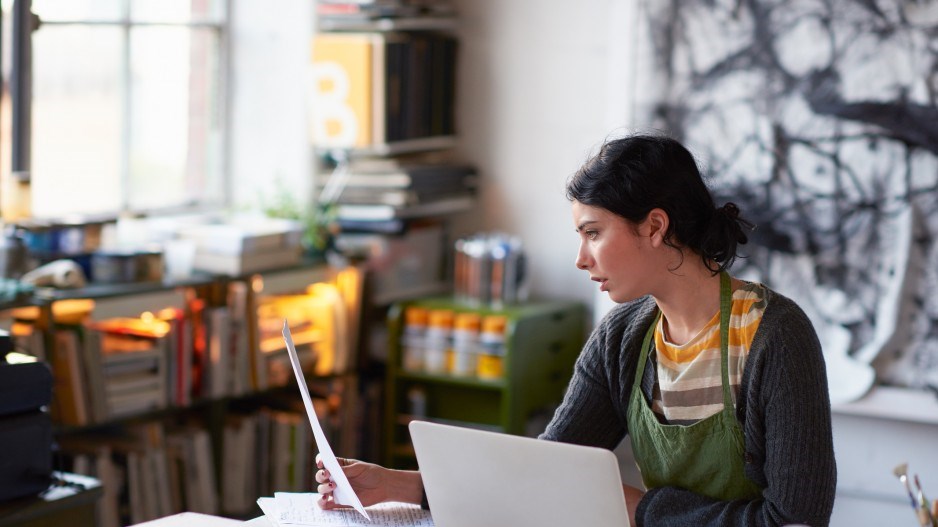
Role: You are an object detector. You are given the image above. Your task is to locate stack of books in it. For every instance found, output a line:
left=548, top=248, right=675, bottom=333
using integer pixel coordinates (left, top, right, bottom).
left=46, top=317, right=170, bottom=426
left=255, top=298, right=322, bottom=387
left=317, top=0, right=419, bottom=22
left=87, top=317, right=171, bottom=419
left=177, top=217, right=304, bottom=276
left=324, top=159, right=477, bottom=231
left=316, top=0, right=457, bottom=27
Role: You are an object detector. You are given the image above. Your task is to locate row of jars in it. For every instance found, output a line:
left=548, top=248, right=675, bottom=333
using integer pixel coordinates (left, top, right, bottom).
left=401, top=306, right=507, bottom=380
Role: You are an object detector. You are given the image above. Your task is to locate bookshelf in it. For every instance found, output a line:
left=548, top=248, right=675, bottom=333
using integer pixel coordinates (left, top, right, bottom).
left=309, top=0, right=481, bottom=302
left=383, top=297, right=586, bottom=469
left=0, top=261, right=365, bottom=525
left=309, top=6, right=474, bottom=225
left=310, top=8, right=480, bottom=471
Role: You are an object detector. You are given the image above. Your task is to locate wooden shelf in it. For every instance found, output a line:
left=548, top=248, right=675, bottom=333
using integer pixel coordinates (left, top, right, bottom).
left=34, top=274, right=217, bottom=302
left=316, top=136, right=458, bottom=159
left=372, top=282, right=452, bottom=307
left=317, top=16, right=458, bottom=33
left=396, top=370, right=506, bottom=390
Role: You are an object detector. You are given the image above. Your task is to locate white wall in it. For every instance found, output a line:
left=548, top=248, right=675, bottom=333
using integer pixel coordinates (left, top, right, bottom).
left=830, top=408, right=938, bottom=526
left=229, top=0, right=314, bottom=213
left=229, top=0, right=633, bottom=316
left=442, top=0, right=649, bottom=491
left=450, top=0, right=625, bottom=314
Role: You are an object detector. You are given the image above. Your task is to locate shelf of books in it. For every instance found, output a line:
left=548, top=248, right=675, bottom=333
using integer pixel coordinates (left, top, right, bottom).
left=309, top=0, right=474, bottom=471
left=310, top=29, right=459, bottom=153
left=310, top=12, right=475, bottom=302
left=55, top=388, right=357, bottom=526
left=0, top=262, right=368, bottom=525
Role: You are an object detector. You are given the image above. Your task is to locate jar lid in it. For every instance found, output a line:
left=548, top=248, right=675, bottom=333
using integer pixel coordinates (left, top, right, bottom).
left=404, top=306, right=429, bottom=325
left=454, top=312, right=481, bottom=331
left=482, top=314, right=508, bottom=334
left=428, top=309, right=454, bottom=328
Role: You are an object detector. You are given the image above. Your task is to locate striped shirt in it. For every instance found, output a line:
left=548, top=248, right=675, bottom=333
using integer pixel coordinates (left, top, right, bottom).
left=651, top=282, right=768, bottom=425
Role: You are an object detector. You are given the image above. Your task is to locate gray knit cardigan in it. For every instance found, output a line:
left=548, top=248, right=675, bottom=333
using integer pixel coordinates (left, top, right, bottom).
left=540, top=289, right=837, bottom=527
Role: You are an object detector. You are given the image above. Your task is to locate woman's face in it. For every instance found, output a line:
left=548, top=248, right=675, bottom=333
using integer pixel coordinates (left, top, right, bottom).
left=572, top=201, right=655, bottom=303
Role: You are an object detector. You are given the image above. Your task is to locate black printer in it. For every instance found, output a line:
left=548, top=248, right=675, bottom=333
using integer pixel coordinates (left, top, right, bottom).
left=0, top=330, right=54, bottom=502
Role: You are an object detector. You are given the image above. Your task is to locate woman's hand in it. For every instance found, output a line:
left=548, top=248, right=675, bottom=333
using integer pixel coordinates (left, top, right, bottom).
left=622, top=484, right=645, bottom=526
left=315, top=455, right=423, bottom=510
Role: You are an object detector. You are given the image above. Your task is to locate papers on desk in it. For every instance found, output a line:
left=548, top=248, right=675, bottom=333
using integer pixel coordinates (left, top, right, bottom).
left=129, top=512, right=243, bottom=526
left=257, top=493, right=434, bottom=527
left=282, top=321, right=369, bottom=520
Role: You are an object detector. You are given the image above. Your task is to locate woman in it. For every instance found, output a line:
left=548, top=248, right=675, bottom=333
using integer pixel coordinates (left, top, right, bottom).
left=316, top=134, right=837, bottom=526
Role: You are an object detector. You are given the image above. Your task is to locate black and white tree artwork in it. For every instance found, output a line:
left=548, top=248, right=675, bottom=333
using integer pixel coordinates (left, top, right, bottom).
left=638, top=0, right=938, bottom=401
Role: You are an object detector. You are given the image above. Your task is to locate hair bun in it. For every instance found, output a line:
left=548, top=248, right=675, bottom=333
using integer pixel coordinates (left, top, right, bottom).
left=711, top=201, right=752, bottom=248
left=719, top=202, right=741, bottom=220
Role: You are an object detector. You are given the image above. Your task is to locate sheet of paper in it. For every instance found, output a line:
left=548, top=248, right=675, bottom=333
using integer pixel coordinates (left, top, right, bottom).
left=258, top=493, right=434, bottom=527
left=131, top=512, right=245, bottom=527
left=282, top=321, right=369, bottom=520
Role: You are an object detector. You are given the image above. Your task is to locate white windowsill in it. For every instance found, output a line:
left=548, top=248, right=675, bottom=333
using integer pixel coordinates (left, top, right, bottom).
left=831, top=385, right=938, bottom=425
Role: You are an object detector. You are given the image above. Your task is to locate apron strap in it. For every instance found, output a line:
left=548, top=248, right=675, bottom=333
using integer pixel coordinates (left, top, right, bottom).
left=632, top=273, right=734, bottom=409
left=633, top=310, right=660, bottom=393
left=719, top=271, right=734, bottom=413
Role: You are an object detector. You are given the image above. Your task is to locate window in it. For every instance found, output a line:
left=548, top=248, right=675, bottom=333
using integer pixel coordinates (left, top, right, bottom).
left=3, top=0, right=228, bottom=219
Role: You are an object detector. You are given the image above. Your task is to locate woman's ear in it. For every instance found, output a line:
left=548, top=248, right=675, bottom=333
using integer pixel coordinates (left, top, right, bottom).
left=644, top=208, right=669, bottom=247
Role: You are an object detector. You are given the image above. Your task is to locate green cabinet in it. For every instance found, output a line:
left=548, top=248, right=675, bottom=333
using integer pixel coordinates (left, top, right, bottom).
left=384, top=297, right=586, bottom=468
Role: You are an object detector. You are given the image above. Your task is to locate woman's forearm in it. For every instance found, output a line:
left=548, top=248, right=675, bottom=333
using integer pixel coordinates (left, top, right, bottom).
left=385, top=469, right=423, bottom=504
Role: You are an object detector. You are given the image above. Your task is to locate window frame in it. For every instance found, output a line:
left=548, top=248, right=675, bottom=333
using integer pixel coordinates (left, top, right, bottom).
left=8, top=0, right=232, bottom=219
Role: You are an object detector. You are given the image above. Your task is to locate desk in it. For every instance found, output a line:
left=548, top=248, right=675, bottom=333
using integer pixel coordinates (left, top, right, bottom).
left=0, top=473, right=102, bottom=527
left=130, top=512, right=245, bottom=526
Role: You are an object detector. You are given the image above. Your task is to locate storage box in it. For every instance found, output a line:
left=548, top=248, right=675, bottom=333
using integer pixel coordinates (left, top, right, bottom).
left=0, top=360, right=54, bottom=502
left=336, top=223, right=445, bottom=305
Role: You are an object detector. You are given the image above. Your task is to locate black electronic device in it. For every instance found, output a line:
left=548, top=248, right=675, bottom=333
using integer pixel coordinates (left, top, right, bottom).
left=0, top=330, right=54, bottom=502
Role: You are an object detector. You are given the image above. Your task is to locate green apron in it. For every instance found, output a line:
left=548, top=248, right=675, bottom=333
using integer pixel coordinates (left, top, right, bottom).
left=626, top=272, right=762, bottom=501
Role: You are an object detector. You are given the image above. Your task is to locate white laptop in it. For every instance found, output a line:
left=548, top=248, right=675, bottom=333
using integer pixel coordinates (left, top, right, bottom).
left=409, top=420, right=630, bottom=527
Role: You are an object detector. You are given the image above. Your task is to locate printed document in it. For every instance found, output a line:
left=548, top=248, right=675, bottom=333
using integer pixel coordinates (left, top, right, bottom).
left=258, top=493, right=434, bottom=527
left=282, top=321, right=369, bottom=519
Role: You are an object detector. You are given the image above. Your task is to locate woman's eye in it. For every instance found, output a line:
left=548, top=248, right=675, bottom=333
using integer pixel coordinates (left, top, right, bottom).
left=585, top=230, right=598, bottom=240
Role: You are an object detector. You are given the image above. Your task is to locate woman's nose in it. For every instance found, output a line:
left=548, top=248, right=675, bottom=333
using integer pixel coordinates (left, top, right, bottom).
left=575, top=246, right=590, bottom=270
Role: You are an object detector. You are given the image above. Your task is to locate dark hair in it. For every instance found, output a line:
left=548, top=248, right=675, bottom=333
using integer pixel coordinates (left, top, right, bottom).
left=565, top=134, right=753, bottom=274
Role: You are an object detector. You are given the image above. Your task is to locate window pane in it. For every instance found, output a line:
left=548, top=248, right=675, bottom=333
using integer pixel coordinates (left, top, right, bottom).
left=31, top=26, right=122, bottom=218
left=128, top=26, right=223, bottom=211
left=131, top=0, right=225, bottom=23
left=32, top=0, right=123, bottom=22
left=1, top=3, right=13, bottom=219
